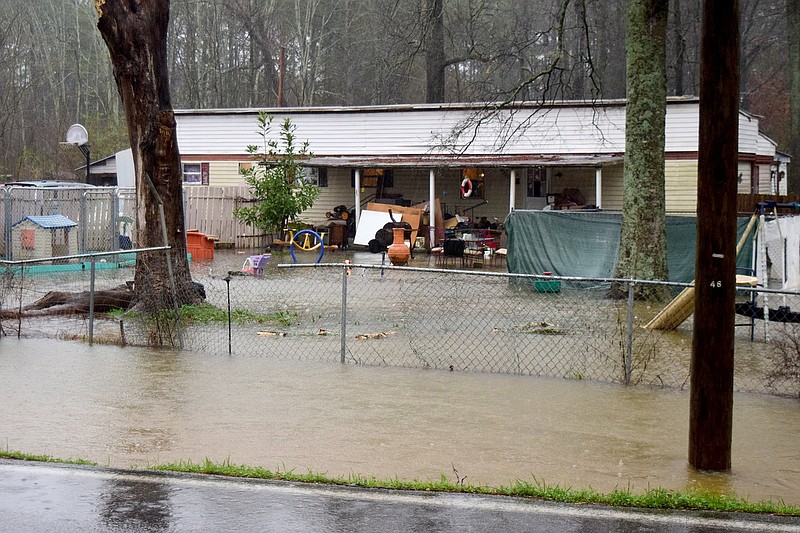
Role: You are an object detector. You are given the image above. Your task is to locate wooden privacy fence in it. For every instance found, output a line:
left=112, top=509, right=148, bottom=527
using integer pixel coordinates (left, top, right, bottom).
left=737, top=193, right=800, bottom=214
left=182, top=186, right=268, bottom=248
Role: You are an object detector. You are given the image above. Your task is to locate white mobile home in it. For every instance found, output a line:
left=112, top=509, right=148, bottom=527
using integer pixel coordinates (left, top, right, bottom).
left=172, top=98, right=784, bottom=243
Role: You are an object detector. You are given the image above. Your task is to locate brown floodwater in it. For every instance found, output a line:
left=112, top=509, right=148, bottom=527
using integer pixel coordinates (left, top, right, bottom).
left=1, top=337, right=799, bottom=506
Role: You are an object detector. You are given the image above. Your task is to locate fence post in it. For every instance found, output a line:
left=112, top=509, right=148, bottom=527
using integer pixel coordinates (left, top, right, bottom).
left=340, top=262, right=348, bottom=363
left=111, top=190, right=120, bottom=252
left=16, top=262, right=24, bottom=338
left=88, top=254, right=96, bottom=345
left=224, top=274, right=232, bottom=355
left=79, top=191, right=88, bottom=253
left=3, top=190, right=12, bottom=260
left=758, top=218, right=771, bottom=342
left=625, top=281, right=635, bottom=385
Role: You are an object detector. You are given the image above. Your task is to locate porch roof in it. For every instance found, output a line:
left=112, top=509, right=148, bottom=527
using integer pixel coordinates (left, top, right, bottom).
left=304, top=153, right=624, bottom=169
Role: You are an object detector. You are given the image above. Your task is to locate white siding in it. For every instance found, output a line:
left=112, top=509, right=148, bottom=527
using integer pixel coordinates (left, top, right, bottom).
left=757, top=132, right=777, bottom=158
left=664, top=103, right=700, bottom=152
left=116, top=149, right=135, bottom=188
left=178, top=101, right=740, bottom=160
left=738, top=113, right=761, bottom=155
left=177, top=101, right=766, bottom=164
left=176, top=104, right=631, bottom=157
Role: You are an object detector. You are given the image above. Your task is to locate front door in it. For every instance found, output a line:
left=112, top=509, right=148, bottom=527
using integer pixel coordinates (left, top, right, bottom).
left=524, top=167, right=547, bottom=210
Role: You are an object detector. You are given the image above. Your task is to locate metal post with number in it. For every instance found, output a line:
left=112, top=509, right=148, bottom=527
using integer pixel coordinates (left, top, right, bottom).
left=689, top=0, right=740, bottom=471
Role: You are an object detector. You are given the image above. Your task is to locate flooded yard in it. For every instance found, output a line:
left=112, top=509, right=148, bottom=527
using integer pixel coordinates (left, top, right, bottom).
left=1, top=337, right=799, bottom=506
left=3, top=247, right=798, bottom=396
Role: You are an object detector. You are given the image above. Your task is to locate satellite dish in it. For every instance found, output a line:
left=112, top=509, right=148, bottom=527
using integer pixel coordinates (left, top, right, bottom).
left=65, top=124, right=89, bottom=146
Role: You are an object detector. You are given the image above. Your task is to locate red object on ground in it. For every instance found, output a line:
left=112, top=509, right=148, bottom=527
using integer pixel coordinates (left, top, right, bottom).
left=186, top=231, right=215, bottom=260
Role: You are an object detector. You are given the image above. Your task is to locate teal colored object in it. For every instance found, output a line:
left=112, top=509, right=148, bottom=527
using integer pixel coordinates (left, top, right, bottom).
left=534, top=279, right=561, bottom=293
left=0, top=254, right=136, bottom=276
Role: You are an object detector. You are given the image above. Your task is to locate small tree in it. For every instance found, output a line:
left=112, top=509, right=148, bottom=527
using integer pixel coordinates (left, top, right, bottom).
left=234, top=113, right=318, bottom=239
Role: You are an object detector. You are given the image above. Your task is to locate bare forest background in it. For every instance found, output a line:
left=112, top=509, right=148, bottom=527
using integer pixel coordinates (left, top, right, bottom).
left=0, top=0, right=790, bottom=181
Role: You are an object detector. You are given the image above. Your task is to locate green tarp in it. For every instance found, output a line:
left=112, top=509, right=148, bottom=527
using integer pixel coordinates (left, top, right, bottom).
left=504, top=210, right=754, bottom=283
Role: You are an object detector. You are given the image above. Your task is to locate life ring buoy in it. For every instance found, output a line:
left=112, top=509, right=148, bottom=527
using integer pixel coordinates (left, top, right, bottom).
left=461, top=177, right=473, bottom=198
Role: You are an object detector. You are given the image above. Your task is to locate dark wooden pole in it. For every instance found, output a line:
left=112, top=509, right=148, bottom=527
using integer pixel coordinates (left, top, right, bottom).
left=689, top=0, right=740, bottom=471
left=789, top=0, right=800, bottom=194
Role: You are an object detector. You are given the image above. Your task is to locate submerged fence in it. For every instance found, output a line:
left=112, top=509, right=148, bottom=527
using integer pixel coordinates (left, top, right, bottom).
left=1, top=253, right=799, bottom=397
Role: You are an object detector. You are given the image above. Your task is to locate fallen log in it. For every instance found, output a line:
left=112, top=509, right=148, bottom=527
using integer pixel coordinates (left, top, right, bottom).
left=0, top=284, right=134, bottom=319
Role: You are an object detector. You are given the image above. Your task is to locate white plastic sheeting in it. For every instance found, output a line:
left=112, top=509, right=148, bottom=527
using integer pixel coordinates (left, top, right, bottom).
left=760, top=215, right=800, bottom=289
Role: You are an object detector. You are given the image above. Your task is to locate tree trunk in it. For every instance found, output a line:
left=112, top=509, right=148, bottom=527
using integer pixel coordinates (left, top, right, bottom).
left=425, top=0, right=445, bottom=103
left=0, top=285, right=134, bottom=318
left=670, top=0, right=686, bottom=96
left=789, top=0, right=800, bottom=194
left=614, top=0, right=669, bottom=296
left=95, top=0, right=197, bottom=310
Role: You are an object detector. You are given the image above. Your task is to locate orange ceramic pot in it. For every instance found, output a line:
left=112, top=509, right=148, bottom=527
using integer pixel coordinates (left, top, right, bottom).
left=387, top=227, right=410, bottom=266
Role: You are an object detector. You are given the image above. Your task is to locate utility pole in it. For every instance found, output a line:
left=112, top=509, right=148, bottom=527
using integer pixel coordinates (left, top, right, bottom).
left=689, top=0, right=740, bottom=470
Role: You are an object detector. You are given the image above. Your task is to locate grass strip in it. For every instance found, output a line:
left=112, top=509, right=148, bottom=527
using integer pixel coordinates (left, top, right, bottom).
left=0, top=449, right=96, bottom=466
left=2, top=450, right=797, bottom=516
left=109, top=303, right=300, bottom=326
left=150, top=458, right=800, bottom=517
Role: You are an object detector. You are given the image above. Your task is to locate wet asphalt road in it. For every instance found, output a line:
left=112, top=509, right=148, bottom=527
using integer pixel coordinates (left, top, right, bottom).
left=2, top=460, right=800, bottom=532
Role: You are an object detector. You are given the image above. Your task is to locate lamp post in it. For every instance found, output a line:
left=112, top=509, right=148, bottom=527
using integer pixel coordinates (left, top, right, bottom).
left=64, top=124, right=90, bottom=184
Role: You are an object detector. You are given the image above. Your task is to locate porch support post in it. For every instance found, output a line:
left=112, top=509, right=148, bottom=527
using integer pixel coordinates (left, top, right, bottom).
left=354, top=168, right=362, bottom=226
left=429, top=169, right=436, bottom=247
left=509, top=169, right=517, bottom=212
left=595, top=166, right=603, bottom=209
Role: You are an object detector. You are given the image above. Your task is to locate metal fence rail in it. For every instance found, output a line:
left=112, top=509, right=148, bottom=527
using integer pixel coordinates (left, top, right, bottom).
left=2, top=256, right=799, bottom=397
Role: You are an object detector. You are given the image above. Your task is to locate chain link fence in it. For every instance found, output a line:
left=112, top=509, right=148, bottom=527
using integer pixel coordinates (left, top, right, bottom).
left=1, top=187, right=136, bottom=259
left=2, top=252, right=799, bottom=398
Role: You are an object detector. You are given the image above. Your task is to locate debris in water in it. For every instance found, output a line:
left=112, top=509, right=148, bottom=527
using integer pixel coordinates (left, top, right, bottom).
left=257, top=331, right=287, bottom=337
left=355, top=331, right=397, bottom=340
left=495, top=321, right=564, bottom=335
